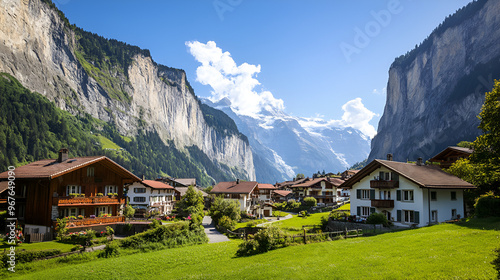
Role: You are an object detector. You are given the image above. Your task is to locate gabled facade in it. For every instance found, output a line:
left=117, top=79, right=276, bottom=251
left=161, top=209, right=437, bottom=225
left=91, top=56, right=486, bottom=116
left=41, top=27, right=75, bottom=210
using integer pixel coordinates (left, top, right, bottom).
left=340, top=159, right=475, bottom=227
left=211, top=180, right=274, bottom=217
left=0, top=149, right=141, bottom=234
left=290, top=178, right=337, bottom=205
left=429, top=146, right=473, bottom=169
left=272, top=190, right=293, bottom=203
left=127, top=180, right=177, bottom=215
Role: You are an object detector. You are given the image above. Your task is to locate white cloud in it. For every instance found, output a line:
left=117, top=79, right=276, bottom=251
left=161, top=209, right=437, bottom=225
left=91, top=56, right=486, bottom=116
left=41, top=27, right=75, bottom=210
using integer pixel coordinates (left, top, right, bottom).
left=372, top=87, right=386, bottom=95
left=298, top=98, right=377, bottom=138
left=186, top=41, right=284, bottom=117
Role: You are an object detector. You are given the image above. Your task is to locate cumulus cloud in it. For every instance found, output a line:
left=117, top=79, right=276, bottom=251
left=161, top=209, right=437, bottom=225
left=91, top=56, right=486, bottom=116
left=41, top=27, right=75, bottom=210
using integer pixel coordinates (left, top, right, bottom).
left=186, top=41, right=284, bottom=117
left=299, top=98, right=377, bottom=138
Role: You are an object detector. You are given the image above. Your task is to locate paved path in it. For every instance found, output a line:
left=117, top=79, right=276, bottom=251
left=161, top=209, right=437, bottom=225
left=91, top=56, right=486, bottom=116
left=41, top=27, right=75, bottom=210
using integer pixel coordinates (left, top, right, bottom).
left=256, top=212, right=294, bottom=227
left=202, top=216, right=230, bottom=243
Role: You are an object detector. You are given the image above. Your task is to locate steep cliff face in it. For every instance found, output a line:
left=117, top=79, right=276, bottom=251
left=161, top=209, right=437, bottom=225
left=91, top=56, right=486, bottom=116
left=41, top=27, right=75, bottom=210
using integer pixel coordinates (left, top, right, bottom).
left=0, top=0, right=255, bottom=181
left=369, top=0, right=500, bottom=162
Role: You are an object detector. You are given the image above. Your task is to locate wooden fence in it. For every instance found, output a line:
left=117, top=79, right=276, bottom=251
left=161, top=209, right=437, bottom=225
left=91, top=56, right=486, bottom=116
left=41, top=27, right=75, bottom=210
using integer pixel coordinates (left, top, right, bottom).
left=26, top=232, right=53, bottom=243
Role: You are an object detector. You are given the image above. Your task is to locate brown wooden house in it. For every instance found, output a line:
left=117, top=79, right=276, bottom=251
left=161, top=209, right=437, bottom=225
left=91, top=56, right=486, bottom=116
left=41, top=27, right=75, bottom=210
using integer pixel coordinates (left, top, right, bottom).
left=429, top=146, right=473, bottom=169
left=0, top=149, right=141, bottom=234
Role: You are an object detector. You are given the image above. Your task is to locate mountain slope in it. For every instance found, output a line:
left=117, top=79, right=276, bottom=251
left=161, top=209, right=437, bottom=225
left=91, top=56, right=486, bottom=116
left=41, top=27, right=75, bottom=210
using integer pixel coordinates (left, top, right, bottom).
left=204, top=98, right=370, bottom=182
left=369, top=0, right=500, bottom=162
left=0, top=0, right=255, bottom=184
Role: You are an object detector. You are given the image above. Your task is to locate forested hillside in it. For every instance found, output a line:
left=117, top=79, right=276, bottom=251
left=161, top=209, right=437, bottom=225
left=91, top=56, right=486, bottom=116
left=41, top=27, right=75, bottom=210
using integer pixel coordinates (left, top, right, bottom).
left=0, top=73, right=235, bottom=186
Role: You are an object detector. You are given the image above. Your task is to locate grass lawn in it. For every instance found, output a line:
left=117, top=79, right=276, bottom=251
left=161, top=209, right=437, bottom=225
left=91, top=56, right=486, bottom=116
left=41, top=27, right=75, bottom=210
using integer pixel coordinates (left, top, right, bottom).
left=0, top=240, right=76, bottom=253
left=272, top=212, right=330, bottom=233
left=97, top=135, right=121, bottom=150
left=337, top=202, right=350, bottom=211
left=10, top=218, right=500, bottom=279
left=234, top=219, right=267, bottom=230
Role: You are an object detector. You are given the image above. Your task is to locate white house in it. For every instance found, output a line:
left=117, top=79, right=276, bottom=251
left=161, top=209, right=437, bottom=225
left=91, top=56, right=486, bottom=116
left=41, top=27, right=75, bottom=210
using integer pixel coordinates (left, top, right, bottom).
left=340, top=159, right=475, bottom=227
left=211, top=180, right=275, bottom=217
left=127, top=180, right=177, bottom=215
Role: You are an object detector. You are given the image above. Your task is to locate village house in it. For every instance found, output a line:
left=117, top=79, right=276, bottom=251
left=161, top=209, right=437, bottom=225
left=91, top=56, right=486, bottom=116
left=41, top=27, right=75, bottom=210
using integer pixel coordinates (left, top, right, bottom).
left=0, top=149, right=141, bottom=234
left=211, top=180, right=274, bottom=217
left=429, top=146, right=473, bottom=169
left=272, top=190, right=293, bottom=203
left=127, top=180, right=177, bottom=216
left=289, top=177, right=337, bottom=205
left=340, top=156, right=475, bottom=227
left=328, top=177, right=347, bottom=201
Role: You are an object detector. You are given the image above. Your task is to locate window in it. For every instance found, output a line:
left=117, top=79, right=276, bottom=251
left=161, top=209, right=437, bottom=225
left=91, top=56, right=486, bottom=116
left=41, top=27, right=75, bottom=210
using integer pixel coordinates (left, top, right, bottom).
left=66, top=185, right=81, bottom=196
left=451, top=191, right=457, bottom=201
left=431, top=191, right=437, bottom=201
left=134, top=188, right=146, bottom=193
left=105, top=185, right=117, bottom=195
left=402, top=190, right=414, bottom=202
left=87, top=167, right=95, bottom=177
left=452, top=209, right=457, bottom=219
left=361, top=190, right=370, bottom=199
left=361, top=206, right=370, bottom=217
left=133, top=197, right=146, bottom=203
left=431, top=210, right=438, bottom=223
left=404, top=210, right=415, bottom=223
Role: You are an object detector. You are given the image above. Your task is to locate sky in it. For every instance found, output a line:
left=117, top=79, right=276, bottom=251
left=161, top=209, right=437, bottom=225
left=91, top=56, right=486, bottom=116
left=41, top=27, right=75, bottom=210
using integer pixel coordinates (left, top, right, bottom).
left=54, top=0, right=472, bottom=138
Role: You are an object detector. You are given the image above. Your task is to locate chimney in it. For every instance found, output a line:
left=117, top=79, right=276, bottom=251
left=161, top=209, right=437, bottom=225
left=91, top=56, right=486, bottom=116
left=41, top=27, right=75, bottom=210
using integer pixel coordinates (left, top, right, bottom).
left=387, top=154, right=393, bottom=161
left=417, top=157, right=423, bottom=166
left=58, top=148, right=68, bottom=163
left=236, top=178, right=240, bottom=184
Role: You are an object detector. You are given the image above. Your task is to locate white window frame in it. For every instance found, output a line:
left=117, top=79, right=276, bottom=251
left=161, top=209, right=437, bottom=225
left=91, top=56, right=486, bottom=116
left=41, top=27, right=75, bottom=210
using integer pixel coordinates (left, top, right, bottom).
left=134, top=197, right=146, bottom=203
left=361, top=189, right=370, bottom=200
left=361, top=206, right=370, bottom=217
left=431, top=210, right=438, bottom=223
left=134, top=188, right=146, bottom=193
left=403, top=210, right=415, bottom=223
left=66, top=185, right=81, bottom=196
left=105, top=185, right=118, bottom=195
left=451, top=209, right=457, bottom=219
left=402, top=190, right=414, bottom=202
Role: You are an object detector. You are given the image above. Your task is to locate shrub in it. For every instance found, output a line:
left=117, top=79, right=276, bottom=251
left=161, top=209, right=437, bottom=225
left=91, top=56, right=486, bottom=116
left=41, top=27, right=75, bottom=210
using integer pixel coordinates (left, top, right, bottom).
left=366, top=212, right=389, bottom=227
left=55, top=218, right=68, bottom=241
left=236, top=239, right=259, bottom=256
left=1, top=249, right=61, bottom=266
left=236, top=226, right=287, bottom=256
left=123, top=205, right=135, bottom=218
left=218, top=216, right=236, bottom=231
left=149, top=219, right=161, bottom=229
left=99, top=243, right=120, bottom=258
left=474, top=192, right=500, bottom=218
left=106, top=226, right=115, bottom=236
left=210, top=196, right=241, bottom=225
left=303, top=197, right=317, bottom=207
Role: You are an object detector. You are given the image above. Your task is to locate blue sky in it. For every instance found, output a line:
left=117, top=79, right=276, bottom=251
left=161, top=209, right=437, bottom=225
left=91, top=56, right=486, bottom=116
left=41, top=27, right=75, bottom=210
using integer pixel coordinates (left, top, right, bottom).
left=54, top=0, right=472, bottom=137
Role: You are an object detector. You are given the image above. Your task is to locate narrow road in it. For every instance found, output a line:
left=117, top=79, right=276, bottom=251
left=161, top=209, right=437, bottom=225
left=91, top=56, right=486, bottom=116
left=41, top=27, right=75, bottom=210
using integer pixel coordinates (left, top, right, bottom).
left=202, top=216, right=230, bottom=243
left=256, top=212, right=294, bottom=227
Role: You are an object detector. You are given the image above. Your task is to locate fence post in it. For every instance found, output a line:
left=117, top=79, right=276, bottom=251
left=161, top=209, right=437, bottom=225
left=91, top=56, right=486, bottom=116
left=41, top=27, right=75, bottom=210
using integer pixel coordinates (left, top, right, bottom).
left=303, top=229, right=306, bottom=244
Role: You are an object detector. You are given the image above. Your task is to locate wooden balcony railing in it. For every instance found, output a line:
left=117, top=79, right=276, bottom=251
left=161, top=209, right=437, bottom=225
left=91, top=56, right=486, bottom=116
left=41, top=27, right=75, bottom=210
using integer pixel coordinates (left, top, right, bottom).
left=371, top=199, right=394, bottom=208
left=54, top=196, right=125, bottom=206
left=56, top=216, right=126, bottom=228
left=370, top=180, right=399, bottom=189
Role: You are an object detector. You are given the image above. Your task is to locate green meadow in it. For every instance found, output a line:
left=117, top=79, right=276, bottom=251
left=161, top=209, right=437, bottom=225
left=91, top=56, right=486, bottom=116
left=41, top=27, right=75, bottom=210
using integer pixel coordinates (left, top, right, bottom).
left=6, top=218, right=499, bottom=279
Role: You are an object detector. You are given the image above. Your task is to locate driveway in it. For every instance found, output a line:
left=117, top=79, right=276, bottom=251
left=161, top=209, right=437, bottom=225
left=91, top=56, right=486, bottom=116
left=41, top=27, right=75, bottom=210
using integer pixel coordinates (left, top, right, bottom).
left=202, top=216, right=230, bottom=243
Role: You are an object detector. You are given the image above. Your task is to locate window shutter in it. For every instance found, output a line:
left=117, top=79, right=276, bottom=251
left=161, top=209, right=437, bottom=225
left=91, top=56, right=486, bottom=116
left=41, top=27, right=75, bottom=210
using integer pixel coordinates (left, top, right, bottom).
left=370, top=207, right=375, bottom=214
left=357, top=206, right=361, bottom=216
left=356, top=189, right=361, bottom=199
left=397, top=210, right=401, bottom=222
left=370, top=189, right=375, bottom=200
left=396, top=190, right=401, bottom=201
left=414, top=211, right=420, bottom=224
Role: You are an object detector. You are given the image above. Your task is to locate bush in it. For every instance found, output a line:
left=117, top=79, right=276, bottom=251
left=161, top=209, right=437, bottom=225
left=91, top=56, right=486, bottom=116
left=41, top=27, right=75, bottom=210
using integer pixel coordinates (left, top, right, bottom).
left=55, top=218, right=68, bottom=241
left=474, top=192, right=500, bottom=218
left=218, top=216, right=236, bottom=231
left=106, top=226, right=115, bottom=236
left=149, top=219, right=161, bottom=229
left=1, top=249, right=61, bottom=266
left=236, top=239, right=259, bottom=256
left=209, top=196, right=241, bottom=225
left=366, top=212, right=389, bottom=227
left=99, top=243, right=120, bottom=258
left=123, top=205, right=135, bottom=218
left=236, top=226, right=287, bottom=256
left=303, top=197, right=317, bottom=207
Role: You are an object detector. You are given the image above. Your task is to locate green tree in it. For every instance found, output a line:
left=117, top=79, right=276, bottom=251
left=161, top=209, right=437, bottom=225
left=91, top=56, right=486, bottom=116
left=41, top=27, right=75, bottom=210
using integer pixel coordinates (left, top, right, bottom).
left=177, top=185, right=204, bottom=228
left=303, top=197, right=317, bottom=207
left=123, top=205, right=135, bottom=218
left=209, top=195, right=241, bottom=225
left=366, top=212, right=389, bottom=230
left=295, top=173, right=305, bottom=180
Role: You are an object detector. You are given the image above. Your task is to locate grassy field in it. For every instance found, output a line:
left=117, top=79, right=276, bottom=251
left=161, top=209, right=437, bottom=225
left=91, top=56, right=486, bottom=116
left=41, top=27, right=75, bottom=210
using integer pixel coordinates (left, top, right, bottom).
left=271, top=212, right=329, bottom=233
left=97, top=135, right=121, bottom=150
left=9, top=218, right=499, bottom=279
left=0, top=241, right=76, bottom=253
left=234, top=219, right=267, bottom=230
left=337, top=202, right=350, bottom=211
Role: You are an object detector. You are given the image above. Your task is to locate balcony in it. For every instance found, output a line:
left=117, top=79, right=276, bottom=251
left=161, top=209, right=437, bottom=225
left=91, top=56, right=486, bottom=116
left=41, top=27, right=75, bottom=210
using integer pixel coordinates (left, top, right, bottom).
left=370, top=180, right=399, bottom=189
left=53, top=196, right=125, bottom=206
left=56, top=216, right=126, bottom=228
left=150, top=201, right=173, bottom=207
left=371, top=199, right=394, bottom=208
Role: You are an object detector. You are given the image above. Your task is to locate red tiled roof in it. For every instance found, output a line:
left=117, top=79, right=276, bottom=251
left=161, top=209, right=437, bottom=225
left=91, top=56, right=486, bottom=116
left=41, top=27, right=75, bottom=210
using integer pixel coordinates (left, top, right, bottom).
left=0, top=156, right=141, bottom=181
left=142, top=180, right=174, bottom=189
left=328, top=177, right=345, bottom=186
left=340, top=159, right=475, bottom=189
left=0, top=181, right=8, bottom=194
left=211, top=181, right=258, bottom=194
left=291, top=178, right=333, bottom=188
left=258, top=183, right=276, bottom=190
left=273, top=190, right=292, bottom=197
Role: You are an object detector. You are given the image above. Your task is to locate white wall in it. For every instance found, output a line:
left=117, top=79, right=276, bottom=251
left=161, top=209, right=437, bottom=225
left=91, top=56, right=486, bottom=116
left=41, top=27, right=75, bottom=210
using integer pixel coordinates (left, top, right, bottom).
left=128, top=182, right=175, bottom=214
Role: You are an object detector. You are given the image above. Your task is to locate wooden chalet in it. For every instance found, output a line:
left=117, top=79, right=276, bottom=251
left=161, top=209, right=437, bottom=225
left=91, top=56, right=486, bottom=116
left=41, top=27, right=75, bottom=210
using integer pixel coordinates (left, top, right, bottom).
left=0, top=149, right=141, bottom=234
left=290, top=177, right=337, bottom=205
left=429, top=146, right=473, bottom=169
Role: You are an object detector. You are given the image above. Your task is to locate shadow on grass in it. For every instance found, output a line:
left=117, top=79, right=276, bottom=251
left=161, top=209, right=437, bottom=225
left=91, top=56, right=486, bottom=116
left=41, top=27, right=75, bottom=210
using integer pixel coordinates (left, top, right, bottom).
left=453, top=217, right=500, bottom=230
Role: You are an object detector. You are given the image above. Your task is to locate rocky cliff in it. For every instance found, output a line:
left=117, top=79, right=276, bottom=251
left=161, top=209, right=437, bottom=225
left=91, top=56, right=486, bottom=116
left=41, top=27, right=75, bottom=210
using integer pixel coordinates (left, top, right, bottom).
left=0, top=0, right=255, bottom=181
left=369, top=0, right=500, bottom=162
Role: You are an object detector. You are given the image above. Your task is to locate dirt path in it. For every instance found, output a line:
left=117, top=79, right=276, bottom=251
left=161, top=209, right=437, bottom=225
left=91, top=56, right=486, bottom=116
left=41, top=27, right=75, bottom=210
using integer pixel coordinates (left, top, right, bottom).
left=202, top=216, right=230, bottom=243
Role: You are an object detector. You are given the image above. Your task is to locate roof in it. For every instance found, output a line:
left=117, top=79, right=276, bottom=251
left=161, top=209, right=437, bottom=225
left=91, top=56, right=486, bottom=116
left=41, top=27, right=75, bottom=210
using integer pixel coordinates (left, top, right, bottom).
left=142, top=180, right=174, bottom=189
left=0, top=156, right=141, bottom=181
left=211, top=181, right=258, bottom=194
left=273, top=190, right=292, bottom=197
left=175, top=186, right=207, bottom=197
left=258, top=183, right=277, bottom=190
left=0, top=181, right=8, bottom=194
left=173, top=178, right=196, bottom=187
left=291, top=178, right=334, bottom=188
left=340, top=159, right=475, bottom=189
left=328, top=177, right=345, bottom=187
left=429, top=146, right=474, bottom=162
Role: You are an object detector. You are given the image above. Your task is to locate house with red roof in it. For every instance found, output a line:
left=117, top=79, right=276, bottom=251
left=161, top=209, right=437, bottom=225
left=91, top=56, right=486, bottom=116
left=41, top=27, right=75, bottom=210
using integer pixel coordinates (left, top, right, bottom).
left=127, top=180, right=178, bottom=216
left=0, top=149, right=141, bottom=235
left=289, top=177, right=337, bottom=205
left=340, top=157, right=475, bottom=227
left=211, top=180, right=275, bottom=217
left=272, top=190, right=293, bottom=203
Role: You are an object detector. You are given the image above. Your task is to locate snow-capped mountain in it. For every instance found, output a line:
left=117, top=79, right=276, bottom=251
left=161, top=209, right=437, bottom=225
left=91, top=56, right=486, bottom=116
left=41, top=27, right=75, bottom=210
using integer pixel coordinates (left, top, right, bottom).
left=202, top=98, right=371, bottom=183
